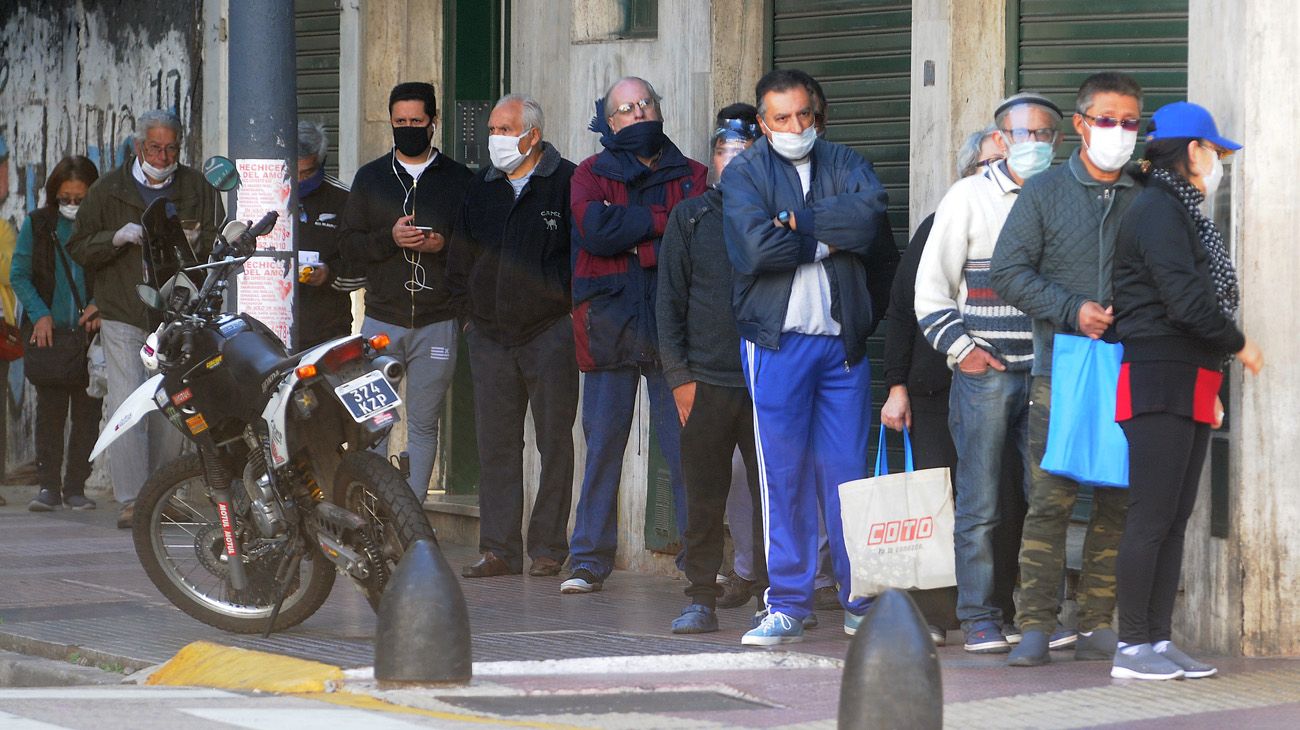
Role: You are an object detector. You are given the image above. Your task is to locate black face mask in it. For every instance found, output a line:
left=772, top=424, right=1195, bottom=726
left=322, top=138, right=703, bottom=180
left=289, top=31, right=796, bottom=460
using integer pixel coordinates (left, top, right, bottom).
left=393, top=125, right=433, bottom=157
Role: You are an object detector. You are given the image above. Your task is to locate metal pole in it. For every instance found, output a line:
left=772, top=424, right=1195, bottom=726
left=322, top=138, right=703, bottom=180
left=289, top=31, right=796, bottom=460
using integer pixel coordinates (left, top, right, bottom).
left=228, top=0, right=298, bottom=350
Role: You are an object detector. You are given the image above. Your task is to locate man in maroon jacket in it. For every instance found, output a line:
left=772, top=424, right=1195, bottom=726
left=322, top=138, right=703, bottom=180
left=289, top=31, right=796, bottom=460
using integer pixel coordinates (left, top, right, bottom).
left=560, top=77, right=708, bottom=594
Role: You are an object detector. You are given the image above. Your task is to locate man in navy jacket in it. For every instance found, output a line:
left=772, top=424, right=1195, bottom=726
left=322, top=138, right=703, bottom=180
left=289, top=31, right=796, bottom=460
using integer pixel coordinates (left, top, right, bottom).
left=723, top=69, right=898, bottom=645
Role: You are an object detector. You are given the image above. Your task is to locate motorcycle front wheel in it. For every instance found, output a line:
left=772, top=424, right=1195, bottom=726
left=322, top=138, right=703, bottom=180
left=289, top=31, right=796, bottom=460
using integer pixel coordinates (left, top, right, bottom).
left=132, top=454, right=336, bottom=634
left=332, top=451, right=437, bottom=610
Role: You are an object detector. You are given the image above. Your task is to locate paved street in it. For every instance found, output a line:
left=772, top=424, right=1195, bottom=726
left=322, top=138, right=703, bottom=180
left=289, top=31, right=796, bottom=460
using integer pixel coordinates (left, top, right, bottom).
left=1, top=482, right=1299, bottom=729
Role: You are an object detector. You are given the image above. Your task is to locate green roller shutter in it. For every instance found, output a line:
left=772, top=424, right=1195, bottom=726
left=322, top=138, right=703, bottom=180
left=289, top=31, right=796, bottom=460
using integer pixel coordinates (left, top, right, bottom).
left=771, top=1, right=913, bottom=468
left=1007, top=0, right=1188, bottom=520
left=1007, top=0, right=1189, bottom=158
left=295, top=0, right=341, bottom=177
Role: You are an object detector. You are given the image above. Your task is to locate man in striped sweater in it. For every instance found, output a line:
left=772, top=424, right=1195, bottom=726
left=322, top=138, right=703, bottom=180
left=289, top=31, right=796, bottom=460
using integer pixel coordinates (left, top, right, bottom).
left=914, top=92, right=1062, bottom=654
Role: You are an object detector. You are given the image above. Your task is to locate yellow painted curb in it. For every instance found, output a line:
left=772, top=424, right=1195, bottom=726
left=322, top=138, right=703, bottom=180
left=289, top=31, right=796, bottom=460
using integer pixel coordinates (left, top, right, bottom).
left=146, top=640, right=345, bottom=693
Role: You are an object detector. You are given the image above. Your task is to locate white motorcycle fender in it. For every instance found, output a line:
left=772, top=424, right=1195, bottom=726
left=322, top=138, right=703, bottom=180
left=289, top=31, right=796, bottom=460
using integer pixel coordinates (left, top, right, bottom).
left=261, top=334, right=362, bottom=469
left=89, top=373, right=166, bottom=461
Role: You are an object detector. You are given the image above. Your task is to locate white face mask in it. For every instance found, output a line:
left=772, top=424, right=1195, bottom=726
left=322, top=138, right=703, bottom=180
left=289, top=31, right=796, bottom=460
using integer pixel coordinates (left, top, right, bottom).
left=766, top=124, right=817, bottom=161
left=1083, top=123, right=1137, bottom=172
left=58, top=203, right=80, bottom=220
left=487, top=129, right=534, bottom=174
left=141, top=159, right=178, bottom=182
left=1202, top=153, right=1224, bottom=199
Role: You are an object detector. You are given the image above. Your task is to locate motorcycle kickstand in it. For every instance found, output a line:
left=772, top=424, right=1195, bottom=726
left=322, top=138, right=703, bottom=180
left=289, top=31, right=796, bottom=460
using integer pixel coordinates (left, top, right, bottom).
left=262, top=550, right=302, bottom=638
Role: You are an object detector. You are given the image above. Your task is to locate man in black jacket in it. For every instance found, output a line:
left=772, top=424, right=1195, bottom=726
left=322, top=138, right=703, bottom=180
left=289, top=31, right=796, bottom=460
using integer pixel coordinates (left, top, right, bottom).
left=448, top=94, right=578, bottom=579
left=657, top=104, right=766, bottom=634
left=296, top=122, right=363, bottom=350
left=339, top=82, right=473, bottom=500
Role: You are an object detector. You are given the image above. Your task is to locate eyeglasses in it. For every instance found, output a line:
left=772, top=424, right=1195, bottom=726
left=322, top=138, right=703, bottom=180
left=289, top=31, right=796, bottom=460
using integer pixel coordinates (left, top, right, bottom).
left=1200, top=143, right=1230, bottom=160
left=1001, top=127, right=1059, bottom=144
left=56, top=196, right=84, bottom=206
left=610, top=98, right=654, bottom=117
left=143, top=142, right=180, bottom=156
left=1080, top=114, right=1141, bottom=132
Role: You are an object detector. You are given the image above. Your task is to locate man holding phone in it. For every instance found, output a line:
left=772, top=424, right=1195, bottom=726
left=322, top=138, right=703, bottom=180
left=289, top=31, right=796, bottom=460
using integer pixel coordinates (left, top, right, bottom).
left=340, top=81, right=473, bottom=500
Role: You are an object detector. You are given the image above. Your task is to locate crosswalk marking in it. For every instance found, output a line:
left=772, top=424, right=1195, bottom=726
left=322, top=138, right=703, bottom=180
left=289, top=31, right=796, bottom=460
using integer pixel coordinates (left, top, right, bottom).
left=180, top=708, right=429, bottom=729
left=0, top=688, right=235, bottom=700
left=0, top=710, right=73, bottom=729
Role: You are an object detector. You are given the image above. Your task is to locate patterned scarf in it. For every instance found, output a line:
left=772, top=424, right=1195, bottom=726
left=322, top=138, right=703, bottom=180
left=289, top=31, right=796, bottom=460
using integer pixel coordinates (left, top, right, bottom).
left=1149, top=167, right=1240, bottom=319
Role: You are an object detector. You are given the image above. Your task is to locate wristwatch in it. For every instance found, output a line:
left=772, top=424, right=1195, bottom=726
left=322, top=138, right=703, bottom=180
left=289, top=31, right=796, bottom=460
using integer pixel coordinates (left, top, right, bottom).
left=777, top=210, right=792, bottom=229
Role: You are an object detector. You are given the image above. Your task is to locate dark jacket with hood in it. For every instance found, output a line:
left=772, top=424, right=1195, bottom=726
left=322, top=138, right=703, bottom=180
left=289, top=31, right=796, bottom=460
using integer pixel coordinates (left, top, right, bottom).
left=569, top=140, right=707, bottom=372
left=339, top=148, right=473, bottom=329
left=721, top=136, right=897, bottom=365
left=298, top=175, right=362, bottom=349
left=448, top=142, right=575, bottom=346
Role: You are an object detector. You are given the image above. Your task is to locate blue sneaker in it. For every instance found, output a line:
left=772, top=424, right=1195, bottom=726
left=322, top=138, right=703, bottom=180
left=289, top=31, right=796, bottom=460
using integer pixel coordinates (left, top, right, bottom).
left=1049, top=625, right=1078, bottom=650
left=752, top=608, right=817, bottom=630
left=671, top=604, right=718, bottom=634
left=844, top=612, right=865, bottom=636
left=742, top=611, right=804, bottom=646
left=963, top=620, right=1011, bottom=654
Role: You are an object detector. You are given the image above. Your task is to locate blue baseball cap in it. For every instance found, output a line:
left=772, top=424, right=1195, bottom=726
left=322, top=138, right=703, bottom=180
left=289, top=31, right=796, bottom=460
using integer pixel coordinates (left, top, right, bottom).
left=1149, top=101, right=1242, bottom=151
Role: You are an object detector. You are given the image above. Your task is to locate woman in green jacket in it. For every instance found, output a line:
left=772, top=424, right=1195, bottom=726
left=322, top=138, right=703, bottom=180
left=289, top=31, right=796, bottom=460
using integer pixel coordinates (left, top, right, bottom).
left=10, top=156, right=102, bottom=511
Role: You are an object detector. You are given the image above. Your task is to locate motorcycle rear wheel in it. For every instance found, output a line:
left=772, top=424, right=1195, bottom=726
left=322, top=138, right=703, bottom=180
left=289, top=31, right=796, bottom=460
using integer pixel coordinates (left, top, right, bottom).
left=333, top=451, right=437, bottom=610
left=132, top=454, right=336, bottom=634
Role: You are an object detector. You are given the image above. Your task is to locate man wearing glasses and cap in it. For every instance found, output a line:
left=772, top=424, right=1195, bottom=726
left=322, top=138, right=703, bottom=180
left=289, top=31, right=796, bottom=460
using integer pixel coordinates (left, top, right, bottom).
left=656, top=104, right=767, bottom=633
left=992, top=72, right=1145, bottom=667
left=914, top=92, right=1062, bottom=654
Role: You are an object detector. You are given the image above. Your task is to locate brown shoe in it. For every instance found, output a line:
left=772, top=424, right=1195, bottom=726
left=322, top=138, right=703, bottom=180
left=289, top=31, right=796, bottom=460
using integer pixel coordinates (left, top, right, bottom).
left=116, top=502, right=134, bottom=530
left=528, top=556, right=563, bottom=577
left=462, top=551, right=518, bottom=578
left=0, top=493, right=7, bottom=506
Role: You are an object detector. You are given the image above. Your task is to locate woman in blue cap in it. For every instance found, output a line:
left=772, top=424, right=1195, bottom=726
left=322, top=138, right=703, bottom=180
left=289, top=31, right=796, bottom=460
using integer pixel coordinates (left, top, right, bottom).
left=1109, top=102, right=1263, bottom=680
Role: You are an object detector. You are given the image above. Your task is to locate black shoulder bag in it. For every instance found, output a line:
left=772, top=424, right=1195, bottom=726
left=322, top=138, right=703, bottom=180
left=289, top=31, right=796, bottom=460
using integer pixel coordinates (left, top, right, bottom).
left=22, top=234, right=90, bottom=388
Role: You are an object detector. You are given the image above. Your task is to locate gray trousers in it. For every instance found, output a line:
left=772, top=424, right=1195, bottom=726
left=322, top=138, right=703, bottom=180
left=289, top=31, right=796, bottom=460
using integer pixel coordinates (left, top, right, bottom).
left=101, top=319, right=185, bottom=504
left=361, top=317, right=457, bottom=501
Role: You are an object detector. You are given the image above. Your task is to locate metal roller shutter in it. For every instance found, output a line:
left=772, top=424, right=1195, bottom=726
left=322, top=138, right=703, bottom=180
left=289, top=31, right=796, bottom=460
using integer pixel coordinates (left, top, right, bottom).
left=295, top=0, right=342, bottom=177
left=771, top=0, right=913, bottom=467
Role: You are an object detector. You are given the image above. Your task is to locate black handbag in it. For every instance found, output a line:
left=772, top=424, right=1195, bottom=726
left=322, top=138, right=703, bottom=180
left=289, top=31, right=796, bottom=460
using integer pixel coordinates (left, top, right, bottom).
left=22, top=235, right=90, bottom=388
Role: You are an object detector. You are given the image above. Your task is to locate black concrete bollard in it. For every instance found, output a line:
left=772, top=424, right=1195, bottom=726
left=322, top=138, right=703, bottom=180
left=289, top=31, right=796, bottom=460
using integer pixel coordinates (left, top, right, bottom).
left=838, top=588, right=942, bottom=730
left=374, top=538, right=472, bottom=686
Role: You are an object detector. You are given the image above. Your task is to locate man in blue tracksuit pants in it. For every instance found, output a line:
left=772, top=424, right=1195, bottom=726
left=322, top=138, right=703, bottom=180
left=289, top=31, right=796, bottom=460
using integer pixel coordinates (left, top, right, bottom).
left=723, top=69, right=899, bottom=645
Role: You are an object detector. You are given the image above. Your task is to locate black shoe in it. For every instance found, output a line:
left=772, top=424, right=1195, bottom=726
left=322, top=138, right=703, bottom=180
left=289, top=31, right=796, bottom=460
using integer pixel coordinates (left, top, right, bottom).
left=813, top=585, right=841, bottom=611
left=64, top=494, right=97, bottom=511
left=717, top=571, right=754, bottom=609
left=28, top=489, right=62, bottom=512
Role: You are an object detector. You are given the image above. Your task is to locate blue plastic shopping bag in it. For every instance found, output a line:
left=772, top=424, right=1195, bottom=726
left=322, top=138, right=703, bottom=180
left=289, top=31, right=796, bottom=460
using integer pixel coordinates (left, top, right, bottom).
left=1039, top=334, right=1129, bottom=488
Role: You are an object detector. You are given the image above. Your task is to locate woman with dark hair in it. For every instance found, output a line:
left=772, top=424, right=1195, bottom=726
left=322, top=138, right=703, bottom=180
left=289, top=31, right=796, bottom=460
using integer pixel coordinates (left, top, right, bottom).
left=1110, top=103, right=1263, bottom=680
left=10, top=155, right=103, bottom=511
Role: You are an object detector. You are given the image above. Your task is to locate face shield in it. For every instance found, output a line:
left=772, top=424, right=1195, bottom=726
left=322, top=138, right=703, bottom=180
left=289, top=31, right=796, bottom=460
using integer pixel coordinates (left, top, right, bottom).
left=708, top=118, right=759, bottom=186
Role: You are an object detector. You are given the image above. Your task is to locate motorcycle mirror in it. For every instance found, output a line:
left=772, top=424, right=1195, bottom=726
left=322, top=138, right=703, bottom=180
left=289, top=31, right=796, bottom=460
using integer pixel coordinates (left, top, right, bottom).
left=137, top=284, right=165, bottom=312
left=202, top=156, right=240, bottom=192
left=221, top=219, right=249, bottom=243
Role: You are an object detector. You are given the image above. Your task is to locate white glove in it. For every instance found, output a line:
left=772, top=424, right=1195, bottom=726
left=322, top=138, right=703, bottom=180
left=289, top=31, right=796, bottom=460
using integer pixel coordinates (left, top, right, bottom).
left=113, top=222, right=145, bottom=247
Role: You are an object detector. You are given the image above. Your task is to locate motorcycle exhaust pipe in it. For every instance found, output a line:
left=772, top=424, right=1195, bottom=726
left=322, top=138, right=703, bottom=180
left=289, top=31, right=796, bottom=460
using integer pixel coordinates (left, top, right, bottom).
left=372, top=355, right=404, bottom=383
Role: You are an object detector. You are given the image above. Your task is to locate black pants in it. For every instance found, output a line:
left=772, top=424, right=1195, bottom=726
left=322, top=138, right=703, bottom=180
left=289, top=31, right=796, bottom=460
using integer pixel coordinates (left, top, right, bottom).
left=467, top=317, right=579, bottom=571
left=35, top=383, right=103, bottom=497
left=1116, top=412, right=1209, bottom=645
left=681, top=382, right=766, bottom=608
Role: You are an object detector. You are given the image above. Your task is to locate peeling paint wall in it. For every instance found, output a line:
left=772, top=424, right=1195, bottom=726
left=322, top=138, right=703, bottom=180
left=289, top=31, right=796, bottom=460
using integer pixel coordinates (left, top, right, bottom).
left=0, top=0, right=204, bottom=475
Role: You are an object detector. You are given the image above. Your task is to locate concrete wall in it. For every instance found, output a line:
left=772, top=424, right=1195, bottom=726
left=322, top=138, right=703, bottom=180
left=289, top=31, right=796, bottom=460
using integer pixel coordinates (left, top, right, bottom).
left=909, top=0, right=1006, bottom=228
left=509, top=0, right=763, bottom=575
left=1178, top=0, right=1300, bottom=657
left=0, top=0, right=204, bottom=476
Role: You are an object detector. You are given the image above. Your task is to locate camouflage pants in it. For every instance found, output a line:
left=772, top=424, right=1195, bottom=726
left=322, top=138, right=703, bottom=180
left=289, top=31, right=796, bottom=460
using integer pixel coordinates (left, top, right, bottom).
left=1015, top=376, right=1129, bottom=634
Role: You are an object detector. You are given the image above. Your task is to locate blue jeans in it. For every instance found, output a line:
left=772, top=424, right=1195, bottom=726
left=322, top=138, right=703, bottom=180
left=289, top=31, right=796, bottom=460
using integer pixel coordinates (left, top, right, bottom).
left=948, top=367, right=1030, bottom=629
left=568, top=364, right=686, bottom=580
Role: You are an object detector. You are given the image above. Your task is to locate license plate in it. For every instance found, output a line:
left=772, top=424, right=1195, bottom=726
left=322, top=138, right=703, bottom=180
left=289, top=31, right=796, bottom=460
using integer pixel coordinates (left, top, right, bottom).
left=334, top=370, right=401, bottom=423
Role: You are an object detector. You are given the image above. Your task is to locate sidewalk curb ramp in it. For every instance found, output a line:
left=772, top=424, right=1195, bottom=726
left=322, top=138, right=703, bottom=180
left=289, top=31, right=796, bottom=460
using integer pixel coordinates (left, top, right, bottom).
left=145, top=641, right=345, bottom=693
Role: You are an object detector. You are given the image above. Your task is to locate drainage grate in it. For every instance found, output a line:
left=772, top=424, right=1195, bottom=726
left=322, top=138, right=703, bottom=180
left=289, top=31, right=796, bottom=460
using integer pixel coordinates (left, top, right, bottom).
left=437, top=690, right=771, bottom=716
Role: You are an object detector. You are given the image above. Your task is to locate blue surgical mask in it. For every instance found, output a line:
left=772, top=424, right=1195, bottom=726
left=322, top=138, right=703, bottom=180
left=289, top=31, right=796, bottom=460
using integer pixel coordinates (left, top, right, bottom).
left=1005, top=139, right=1054, bottom=180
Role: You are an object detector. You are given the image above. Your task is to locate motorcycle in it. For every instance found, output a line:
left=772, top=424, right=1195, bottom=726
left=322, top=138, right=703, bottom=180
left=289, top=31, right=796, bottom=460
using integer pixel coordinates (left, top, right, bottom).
left=91, top=156, right=435, bottom=635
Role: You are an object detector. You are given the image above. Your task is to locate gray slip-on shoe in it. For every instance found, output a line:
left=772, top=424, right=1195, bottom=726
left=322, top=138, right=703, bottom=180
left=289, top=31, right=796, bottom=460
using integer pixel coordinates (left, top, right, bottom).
left=1007, top=630, right=1051, bottom=667
left=1156, top=643, right=1217, bottom=678
left=1111, top=644, right=1185, bottom=680
left=1075, top=627, right=1120, bottom=661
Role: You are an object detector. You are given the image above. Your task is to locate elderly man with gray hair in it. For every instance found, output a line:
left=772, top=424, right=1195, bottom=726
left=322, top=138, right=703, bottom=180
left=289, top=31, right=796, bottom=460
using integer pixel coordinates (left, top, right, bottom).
left=447, top=93, right=579, bottom=579
left=296, top=121, right=363, bottom=349
left=69, top=109, right=223, bottom=528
